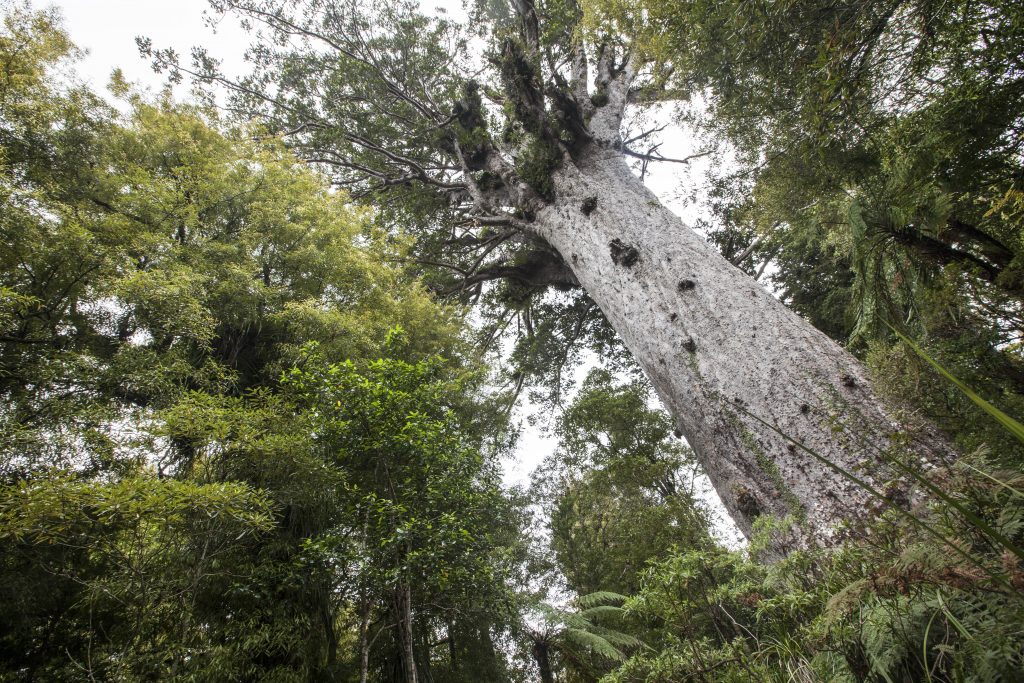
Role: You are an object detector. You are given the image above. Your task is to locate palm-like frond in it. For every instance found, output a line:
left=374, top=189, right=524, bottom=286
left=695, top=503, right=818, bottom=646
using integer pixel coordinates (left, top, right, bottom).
left=561, top=627, right=630, bottom=662
left=575, top=590, right=628, bottom=608
left=529, top=590, right=641, bottom=663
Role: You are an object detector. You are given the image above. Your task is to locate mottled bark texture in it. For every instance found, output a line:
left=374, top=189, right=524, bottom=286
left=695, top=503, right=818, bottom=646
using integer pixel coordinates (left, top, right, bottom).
left=536, top=146, right=931, bottom=544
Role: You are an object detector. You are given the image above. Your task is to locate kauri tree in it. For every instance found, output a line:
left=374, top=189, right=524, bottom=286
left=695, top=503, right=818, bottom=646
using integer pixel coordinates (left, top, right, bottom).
left=148, top=0, right=955, bottom=547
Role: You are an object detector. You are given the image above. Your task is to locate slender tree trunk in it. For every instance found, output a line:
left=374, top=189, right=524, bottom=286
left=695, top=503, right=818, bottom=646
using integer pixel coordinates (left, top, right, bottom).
left=321, top=594, right=338, bottom=669
left=416, top=624, right=433, bottom=683
left=359, top=591, right=371, bottom=683
left=395, top=584, right=417, bottom=683
left=532, top=638, right=555, bottom=683
left=532, top=144, right=950, bottom=546
left=446, top=621, right=457, bottom=674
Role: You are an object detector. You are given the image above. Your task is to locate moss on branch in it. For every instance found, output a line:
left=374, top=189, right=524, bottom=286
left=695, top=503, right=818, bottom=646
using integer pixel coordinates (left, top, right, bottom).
left=517, top=136, right=562, bottom=201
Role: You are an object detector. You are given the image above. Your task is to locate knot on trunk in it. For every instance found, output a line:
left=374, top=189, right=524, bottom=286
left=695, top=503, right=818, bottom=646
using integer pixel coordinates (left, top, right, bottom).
left=581, top=196, right=598, bottom=215
left=734, top=485, right=762, bottom=520
left=609, top=238, right=640, bottom=267
left=678, top=279, right=696, bottom=292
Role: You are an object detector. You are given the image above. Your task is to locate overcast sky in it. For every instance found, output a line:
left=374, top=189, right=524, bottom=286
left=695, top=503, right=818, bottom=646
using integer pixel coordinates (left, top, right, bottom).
left=42, top=0, right=739, bottom=543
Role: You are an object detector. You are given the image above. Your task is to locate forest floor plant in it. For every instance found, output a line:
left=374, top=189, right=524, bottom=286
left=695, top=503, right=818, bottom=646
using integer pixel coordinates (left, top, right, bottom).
left=604, top=358, right=1024, bottom=683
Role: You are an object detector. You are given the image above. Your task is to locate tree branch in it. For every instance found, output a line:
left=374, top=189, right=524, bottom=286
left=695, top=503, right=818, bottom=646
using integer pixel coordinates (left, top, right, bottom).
left=621, top=147, right=713, bottom=165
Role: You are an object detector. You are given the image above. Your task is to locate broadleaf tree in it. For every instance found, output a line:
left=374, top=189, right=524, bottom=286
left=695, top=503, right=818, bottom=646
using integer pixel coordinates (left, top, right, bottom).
left=0, top=9, right=521, bottom=679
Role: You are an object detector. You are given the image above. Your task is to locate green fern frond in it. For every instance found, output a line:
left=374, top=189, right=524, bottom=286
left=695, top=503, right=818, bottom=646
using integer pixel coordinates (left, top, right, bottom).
left=578, top=604, right=625, bottom=620
left=575, top=591, right=628, bottom=608
left=561, top=628, right=628, bottom=661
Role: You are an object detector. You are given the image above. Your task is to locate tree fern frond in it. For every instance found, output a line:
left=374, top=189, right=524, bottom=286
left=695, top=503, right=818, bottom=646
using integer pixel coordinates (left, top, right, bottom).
left=561, top=628, right=628, bottom=661
left=575, top=591, right=628, bottom=608
left=578, top=604, right=626, bottom=620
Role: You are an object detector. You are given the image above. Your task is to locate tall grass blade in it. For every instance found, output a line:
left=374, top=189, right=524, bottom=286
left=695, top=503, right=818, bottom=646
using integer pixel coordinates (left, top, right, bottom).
left=738, top=408, right=1011, bottom=590
left=888, top=325, right=1024, bottom=443
left=963, top=463, right=1024, bottom=498
left=883, top=454, right=1024, bottom=563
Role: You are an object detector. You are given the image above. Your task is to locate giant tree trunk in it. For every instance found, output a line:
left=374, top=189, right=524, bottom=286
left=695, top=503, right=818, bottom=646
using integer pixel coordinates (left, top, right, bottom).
left=217, top=0, right=952, bottom=551
left=531, top=144, right=948, bottom=545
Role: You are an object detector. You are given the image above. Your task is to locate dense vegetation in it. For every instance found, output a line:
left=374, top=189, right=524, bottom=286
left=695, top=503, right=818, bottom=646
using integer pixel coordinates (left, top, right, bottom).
left=1, top=1, right=1023, bottom=682
left=0, top=8, right=517, bottom=679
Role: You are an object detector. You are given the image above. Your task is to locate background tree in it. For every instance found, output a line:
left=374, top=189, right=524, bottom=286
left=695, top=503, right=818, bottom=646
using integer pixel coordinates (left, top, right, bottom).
left=0, top=10, right=521, bottom=679
left=520, top=592, right=639, bottom=683
left=522, top=369, right=717, bottom=682
left=279, top=347, right=519, bottom=683
left=532, top=369, right=713, bottom=597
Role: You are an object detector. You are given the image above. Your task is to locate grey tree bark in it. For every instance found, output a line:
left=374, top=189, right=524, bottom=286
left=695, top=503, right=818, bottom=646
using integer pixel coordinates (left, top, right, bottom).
left=497, top=55, right=947, bottom=546
left=450, top=46, right=954, bottom=550
left=533, top=146, right=925, bottom=544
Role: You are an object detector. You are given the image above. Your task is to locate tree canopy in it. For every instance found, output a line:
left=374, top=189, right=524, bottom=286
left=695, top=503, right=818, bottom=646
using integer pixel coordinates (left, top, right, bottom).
left=1, top=8, right=518, bottom=679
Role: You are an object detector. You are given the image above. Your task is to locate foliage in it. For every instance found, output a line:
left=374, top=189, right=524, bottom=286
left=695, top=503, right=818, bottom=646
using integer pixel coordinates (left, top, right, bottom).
left=604, top=454, right=1024, bottom=683
left=6, top=2, right=1024, bottom=682
left=525, top=320, right=1024, bottom=683
left=523, top=369, right=718, bottom=681
left=1, top=5, right=459, bottom=475
left=549, top=354, right=1024, bottom=683
left=0, top=8, right=521, bottom=680
left=532, top=368, right=713, bottom=597
left=140, top=0, right=645, bottom=405
left=284, top=347, right=518, bottom=632
left=524, top=592, right=641, bottom=683
left=0, top=475, right=276, bottom=680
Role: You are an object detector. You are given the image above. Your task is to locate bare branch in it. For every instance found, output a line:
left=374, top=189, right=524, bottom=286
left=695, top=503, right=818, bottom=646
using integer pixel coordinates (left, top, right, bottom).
left=731, top=235, right=764, bottom=267
left=626, top=86, right=689, bottom=105
left=621, top=147, right=713, bottom=165
left=624, top=124, right=669, bottom=146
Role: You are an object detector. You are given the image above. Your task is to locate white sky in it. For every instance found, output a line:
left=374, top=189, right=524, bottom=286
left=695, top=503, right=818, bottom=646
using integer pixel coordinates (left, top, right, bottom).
left=52, top=1, right=245, bottom=90
left=45, top=0, right=741, bottom=545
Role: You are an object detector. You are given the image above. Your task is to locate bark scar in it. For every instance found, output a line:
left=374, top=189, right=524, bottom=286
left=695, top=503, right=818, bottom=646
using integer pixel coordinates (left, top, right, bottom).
left=609, top=238, right=640, bottom=267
